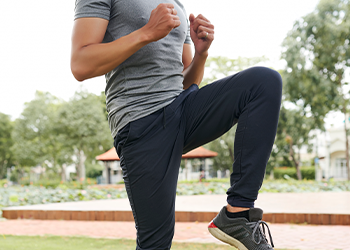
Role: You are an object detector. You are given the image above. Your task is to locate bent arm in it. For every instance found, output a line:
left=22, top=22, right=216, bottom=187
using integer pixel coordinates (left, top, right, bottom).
left=182, top=44, right=207, bottom=89
left=71, top=3, right=181, bottom=81
left=71, top=18, right=150, bottom=81
left=182, top=13, right=214, bottom=89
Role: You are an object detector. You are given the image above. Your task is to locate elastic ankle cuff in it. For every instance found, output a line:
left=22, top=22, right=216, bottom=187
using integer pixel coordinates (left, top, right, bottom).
left=227, top=195, right=255, bottom=208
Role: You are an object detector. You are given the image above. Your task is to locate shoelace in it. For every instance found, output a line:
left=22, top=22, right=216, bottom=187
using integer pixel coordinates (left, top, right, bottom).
left=246, top=220, right=274, bottom=248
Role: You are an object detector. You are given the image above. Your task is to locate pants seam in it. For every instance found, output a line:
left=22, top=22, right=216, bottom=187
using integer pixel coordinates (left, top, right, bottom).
left=121, top=148, right=140, bottom=230
left=237, top=100, right=251, bottom=182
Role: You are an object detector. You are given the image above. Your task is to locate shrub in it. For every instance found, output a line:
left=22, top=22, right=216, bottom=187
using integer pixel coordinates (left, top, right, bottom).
left=86, top=168, right=103, bottom=179
left=86, top=162, right=104, bottom=179
left=273, top=167, right=315, bottom=180
left=0, top=179, right=8, bottom=187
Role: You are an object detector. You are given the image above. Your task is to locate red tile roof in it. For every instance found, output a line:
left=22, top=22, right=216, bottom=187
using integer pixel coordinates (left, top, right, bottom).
left=96, top=146, right=217, bottom=161
left=182, top=146, right=218, bottom=159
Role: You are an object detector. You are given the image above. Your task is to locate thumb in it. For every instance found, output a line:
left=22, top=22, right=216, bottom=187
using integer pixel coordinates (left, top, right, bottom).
left=189, top=13, right=195, bottom=25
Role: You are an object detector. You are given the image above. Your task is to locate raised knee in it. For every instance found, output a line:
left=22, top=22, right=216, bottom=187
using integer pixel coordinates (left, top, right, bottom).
left=262, top=67, right=282, bottom=90
left=249, top=67, right=282, bottom=94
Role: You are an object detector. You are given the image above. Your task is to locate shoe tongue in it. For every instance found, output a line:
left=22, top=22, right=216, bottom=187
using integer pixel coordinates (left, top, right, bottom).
left=249, top=208, right=263, bottom=222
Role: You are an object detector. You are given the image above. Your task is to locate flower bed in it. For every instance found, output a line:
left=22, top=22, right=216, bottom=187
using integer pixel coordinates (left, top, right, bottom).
left=0, top=180, right=349, bottom=217
left=260, top=179, right=350, bottom=193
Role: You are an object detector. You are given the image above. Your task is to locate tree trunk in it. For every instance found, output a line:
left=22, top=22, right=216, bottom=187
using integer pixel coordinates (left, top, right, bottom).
left=342, top=107, right=350, bottom=181
left=228, top=148, right=234, bottom=162
left=78, top=150, right=86, bottom=182
left=287, top=136, right=302, bottom=180
left=290, top=149, right=302, bottom=180
left=61, top=164, right=67, bottom=182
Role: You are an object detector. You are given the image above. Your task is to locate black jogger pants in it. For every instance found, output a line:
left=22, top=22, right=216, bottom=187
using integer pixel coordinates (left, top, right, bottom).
left=114, top=66, right=283, bottom=250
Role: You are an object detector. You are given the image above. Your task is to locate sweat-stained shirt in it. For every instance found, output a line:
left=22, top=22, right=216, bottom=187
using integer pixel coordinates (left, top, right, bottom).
left=74, top=0, right=192, bottom=138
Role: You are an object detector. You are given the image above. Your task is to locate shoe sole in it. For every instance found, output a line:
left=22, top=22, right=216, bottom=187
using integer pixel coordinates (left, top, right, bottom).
left=208, top=221, right=248, bottom=250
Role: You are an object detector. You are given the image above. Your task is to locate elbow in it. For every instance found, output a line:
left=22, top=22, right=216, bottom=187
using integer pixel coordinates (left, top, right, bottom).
left=71, top=62, right=90, bottom=82
left=72, top=71, right=86, bottom=82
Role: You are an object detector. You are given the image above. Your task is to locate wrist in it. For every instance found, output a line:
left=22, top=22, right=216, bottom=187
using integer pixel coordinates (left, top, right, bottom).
left=194, top=50, right=209, bottom=60
left=138, top=26, right=154, bottom=45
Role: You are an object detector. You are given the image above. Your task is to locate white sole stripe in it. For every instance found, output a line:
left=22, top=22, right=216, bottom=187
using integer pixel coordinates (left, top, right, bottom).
left=208, top=227, right=249, bottom=250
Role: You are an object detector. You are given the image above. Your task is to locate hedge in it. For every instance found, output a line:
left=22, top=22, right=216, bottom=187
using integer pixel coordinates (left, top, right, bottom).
left=273, top=167, right=315, bottom=180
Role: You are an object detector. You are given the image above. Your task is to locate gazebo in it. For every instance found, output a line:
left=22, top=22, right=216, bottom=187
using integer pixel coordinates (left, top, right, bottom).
left=96, top=147, right=218, bottom=184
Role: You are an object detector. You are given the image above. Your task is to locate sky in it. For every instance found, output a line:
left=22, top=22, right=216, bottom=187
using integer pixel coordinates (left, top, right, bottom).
left=0, top=0, right=321, bottom=121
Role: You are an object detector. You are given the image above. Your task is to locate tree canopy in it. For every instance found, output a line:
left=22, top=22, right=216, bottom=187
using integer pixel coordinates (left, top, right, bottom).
left=282, top=0, right=350, bottom=179
left=0, top=113, right=14, bottom=179
left=10, top=90, right=112, bottom=182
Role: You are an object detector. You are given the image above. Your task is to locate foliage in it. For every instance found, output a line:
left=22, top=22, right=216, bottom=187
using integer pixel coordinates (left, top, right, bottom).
left=57, top=91, right=112, bottom=181
left=281, top=0, right=350, bottom=126
left=86, top=162, right=104, bottom=179
left=98, top=91, right=108, bottom=121
left=201, top=56, right=268, bottom=87
left=11, top=91, right=68, bottom=177
left=0, top=113, right=14, bottom=179
left=0, top=236, right=234, bottom=250
left=201, top=56, right=267, bottom=171
left=178, top=178, right=230, bottom=184
left=1, top=180, right=349, bottom=215
left=11, top=90, right=112, bottom=183
left=260, top=179, right=350, bottom=193
left=0, top=179, right=8, bottom=187
left=281, top=0, right=350, bottom=179
left=176, top=182, right=230, bottom=195
left=206, top=128, right=236, bottom=171
left=271, top=104, right=315, bottom=179
left=0, top=185, right=127, bottom=209
left=273, top=167, right=315, bottom=180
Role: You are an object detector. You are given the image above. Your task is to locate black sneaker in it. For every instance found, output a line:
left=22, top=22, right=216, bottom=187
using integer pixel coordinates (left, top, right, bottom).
left=208, top=207, right=274, bottom=250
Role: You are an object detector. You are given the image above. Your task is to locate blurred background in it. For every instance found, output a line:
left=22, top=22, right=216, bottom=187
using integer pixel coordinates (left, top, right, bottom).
left=0, top=0, right=349, bottom=249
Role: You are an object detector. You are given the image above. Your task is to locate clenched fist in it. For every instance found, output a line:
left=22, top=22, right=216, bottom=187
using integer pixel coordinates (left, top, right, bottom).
left=189, top=14, right=214, bottom=56
left=142, top=3, right=181, bottom=42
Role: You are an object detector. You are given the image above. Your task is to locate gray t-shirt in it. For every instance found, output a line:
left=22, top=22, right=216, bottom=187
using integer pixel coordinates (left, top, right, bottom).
left=74, top=0, right=191, bottom=138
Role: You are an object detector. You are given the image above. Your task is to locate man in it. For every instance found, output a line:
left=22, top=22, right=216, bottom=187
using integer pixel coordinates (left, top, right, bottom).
left=71, top=1, right=282, bottom=249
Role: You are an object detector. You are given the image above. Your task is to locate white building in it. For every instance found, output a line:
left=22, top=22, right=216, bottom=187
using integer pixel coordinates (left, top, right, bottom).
left=318, top=126, right=349, bottom=180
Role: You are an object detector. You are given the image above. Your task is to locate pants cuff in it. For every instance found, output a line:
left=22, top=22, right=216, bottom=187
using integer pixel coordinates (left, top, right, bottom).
left=227, top=195, right=255, bottom=208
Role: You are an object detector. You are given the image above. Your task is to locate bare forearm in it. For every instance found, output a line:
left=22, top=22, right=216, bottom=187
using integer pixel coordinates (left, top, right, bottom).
left=71, top=29, right=149, bottom=81
left=71, top=3, right=181, bottom=82
left=182, top=51, right=208, bottom=89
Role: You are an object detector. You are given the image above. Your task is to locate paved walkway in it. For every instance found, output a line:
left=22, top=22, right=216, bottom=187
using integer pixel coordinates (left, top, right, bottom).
left=0, top=219, right=349, bottom=250
left=2, top=193, right=350, bottom=249
left=4, top=192, right=350, bottom=214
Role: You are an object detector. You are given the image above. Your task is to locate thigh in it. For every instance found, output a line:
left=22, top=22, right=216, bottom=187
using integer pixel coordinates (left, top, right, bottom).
left=182, top=66, right=282, bottom=153
left=115, top=105, right=184, bottom=249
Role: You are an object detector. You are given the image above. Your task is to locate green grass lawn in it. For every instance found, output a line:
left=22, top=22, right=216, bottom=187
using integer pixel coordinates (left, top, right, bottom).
left=0, top=235, right=233, bottom=250
left=0, top=235, right=289, bottom=250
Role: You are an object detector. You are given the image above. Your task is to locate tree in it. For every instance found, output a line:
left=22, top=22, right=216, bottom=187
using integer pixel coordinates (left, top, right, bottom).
left=57, top=91, right=112, bottom=182
left=0, top=113, right=14, bottom=179
left=207, top=126, right=236, bottom=171
left=202, top=56, right=267, bottom=171
left=98, top=91, right=108, bottom=121
left=274, top=105, right=315, bottom=180
left=281, top=0, right=350, bottom=179
left=12, top=92, right=61, bottom=167
left=201, top=56, right=268, bottom=87
left=12, top=92, right=68, bottom=180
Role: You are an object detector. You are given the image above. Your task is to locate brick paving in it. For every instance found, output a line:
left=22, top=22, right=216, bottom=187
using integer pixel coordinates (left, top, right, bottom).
left=0, top=219, right=350, bottom=250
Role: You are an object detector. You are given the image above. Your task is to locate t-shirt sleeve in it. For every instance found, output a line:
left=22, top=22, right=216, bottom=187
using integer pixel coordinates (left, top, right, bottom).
left=74, top=0, right=112, bottom=21
left=184, top=19, right=192, bottom=44
left=181, top=6, right=192, bottom=44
